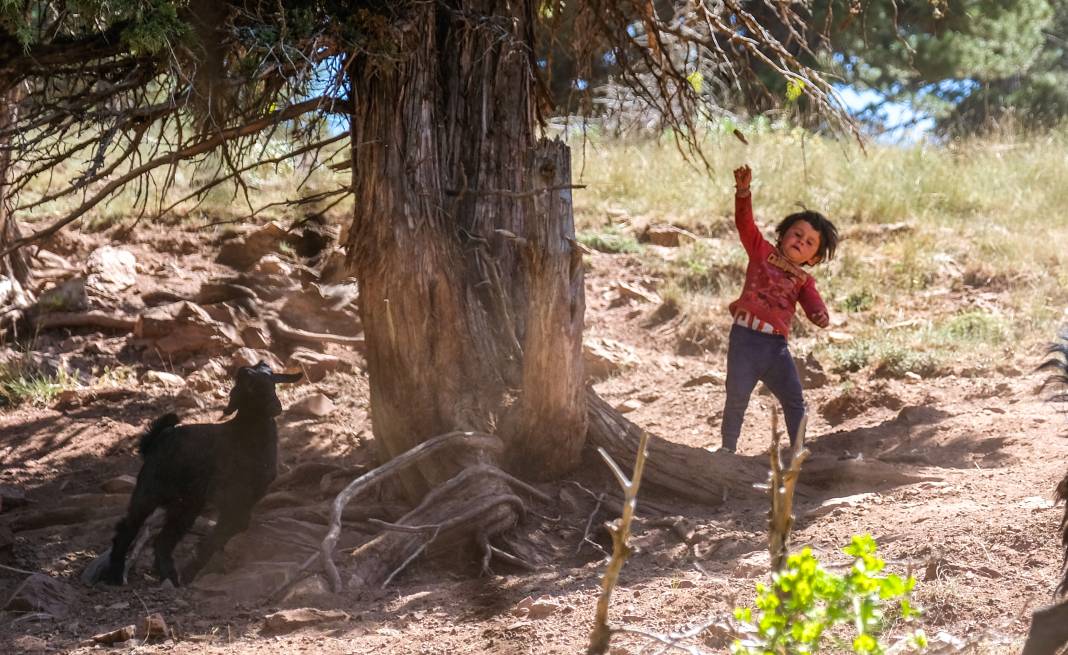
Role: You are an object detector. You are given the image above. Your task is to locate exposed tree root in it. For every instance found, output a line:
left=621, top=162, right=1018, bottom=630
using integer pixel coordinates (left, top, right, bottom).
left=267, top=316, right=365, bottom=348
left=586, top=390, right=788, bottom=505
left=35, top=310, right=136, bottom=332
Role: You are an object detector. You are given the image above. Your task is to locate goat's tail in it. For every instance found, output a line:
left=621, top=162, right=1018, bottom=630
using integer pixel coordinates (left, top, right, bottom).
left=139, top=413, right=180, bottom=457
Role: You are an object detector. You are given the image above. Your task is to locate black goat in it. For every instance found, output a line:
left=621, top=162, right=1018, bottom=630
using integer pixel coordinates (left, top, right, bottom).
left=101, top=362, right=301, bottom=586
left=1022, top=336, right=1068, bottom=655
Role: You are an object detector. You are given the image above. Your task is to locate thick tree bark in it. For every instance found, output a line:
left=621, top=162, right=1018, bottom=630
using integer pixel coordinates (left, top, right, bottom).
left=0, top=82, right=33, bottom=333
left=339, top=1, right=585, bottom=585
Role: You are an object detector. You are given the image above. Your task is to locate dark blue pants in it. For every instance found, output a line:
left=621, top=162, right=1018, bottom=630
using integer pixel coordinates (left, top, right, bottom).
left=720, top=324, right=806, bottom=451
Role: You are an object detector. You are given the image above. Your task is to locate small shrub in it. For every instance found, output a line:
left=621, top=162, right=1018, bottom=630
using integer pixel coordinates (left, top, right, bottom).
left=578, top=226, right=642, bottom=254
left=872, top=345, right=942, bottom=379
left=732, top=535, right=926, bottom=655
left=938, top=311, right=1006, bottom=345
left=842, top=289, right=875, bottom=313
left=827, top=339, right=876, bottom=373
left=0, top=362, right=79, bottom=407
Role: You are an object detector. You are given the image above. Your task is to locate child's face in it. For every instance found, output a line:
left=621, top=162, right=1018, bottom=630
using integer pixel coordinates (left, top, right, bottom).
left=779, top=219, right=821, bottom=265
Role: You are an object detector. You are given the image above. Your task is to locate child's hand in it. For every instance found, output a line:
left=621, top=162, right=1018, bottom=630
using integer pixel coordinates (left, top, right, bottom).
left=733, top=165, right=752, bottom=192
left=811, top=310, right=830, bottom=328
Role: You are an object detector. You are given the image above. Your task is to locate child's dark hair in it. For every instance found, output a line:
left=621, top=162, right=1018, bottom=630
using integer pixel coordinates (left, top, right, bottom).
left=775, top=210, right=839, bottom=264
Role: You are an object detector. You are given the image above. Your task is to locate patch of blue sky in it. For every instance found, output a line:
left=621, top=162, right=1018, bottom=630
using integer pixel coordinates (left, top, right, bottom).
left=835, top=86, right=935, bottom=144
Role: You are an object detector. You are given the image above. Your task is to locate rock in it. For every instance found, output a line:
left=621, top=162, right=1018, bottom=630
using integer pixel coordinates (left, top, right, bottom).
left=137, top=613, right=168, bottom=640
left=672, top=579, right=697, bottom=589
left=289, top=393, right=335, bottom=417
left=733, top=550, right=771, bottom=578
left=281, top=575, right=333, bottom=603
left=241, top=325, right=271, bottom=350
left=101, top=475, right=137, bottom=494
left=36, top=277, right=88, bottom=312
left=262, top=608, right=350, bottom=634
left=804, top=492, right=880, bottom=519
left=615, top=398, right=643, bottom=413
left=253, top=255, right=293, bottom=277
left=134, top=302, right=241, bottom=359
left=192, top=564, right=292, bottom=603
left=796, top=352, right=829, bottom=388
left=12, top=636, right=49, bottom=652
left=85, top=246, right=137, bottom=294
left=683, top=370, right=726, bottom=388
left=278, top=285, right=362, bottom=337
left=144, top=370, right=186, bottom=387
left=642, top=224, right=692, bottom=247
left=1019, top=496, right=1056, bottom=511
left=288, top=348, right=342, bottom=383
left=513, top=595, right=565, bottom=620
left=583, top=337, right=640, bottom=381
left=231, top=348, right=285, bottom=372
left=826, top=331, right=854, bottom=344
left=91, top=625, right=137, bottom=645
left=613, top=281, right=661, bottom=305
left=3, top=573, right=77, bottom=618
left=216, top=222, right=287, bottom=270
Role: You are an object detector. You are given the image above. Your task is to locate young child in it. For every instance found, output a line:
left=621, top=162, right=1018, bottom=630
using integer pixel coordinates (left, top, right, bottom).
left=719, top=164, right=838, bottom=454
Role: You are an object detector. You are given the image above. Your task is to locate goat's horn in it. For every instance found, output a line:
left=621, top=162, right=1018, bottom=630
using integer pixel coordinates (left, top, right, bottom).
left=271, top=372, right=303, bottom=384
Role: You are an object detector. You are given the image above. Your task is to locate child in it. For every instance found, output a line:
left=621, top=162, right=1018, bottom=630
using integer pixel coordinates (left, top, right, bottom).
left=719, top=164, right=838, bottom=454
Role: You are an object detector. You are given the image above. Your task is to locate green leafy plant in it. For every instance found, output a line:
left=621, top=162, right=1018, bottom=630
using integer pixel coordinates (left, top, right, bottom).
left=732, top=535, right=926, bottom=655
left=578, top=226, right=642, bottom=254
left=0, top=362, right=79, bottom=407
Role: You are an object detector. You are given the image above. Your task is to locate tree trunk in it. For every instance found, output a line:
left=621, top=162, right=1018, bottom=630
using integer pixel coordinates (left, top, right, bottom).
left=340, top=1, right=585, bottom=585
left=0, top=81, right=33, bottom=337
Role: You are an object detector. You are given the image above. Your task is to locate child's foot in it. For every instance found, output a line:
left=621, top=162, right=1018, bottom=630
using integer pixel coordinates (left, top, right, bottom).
left=705, top=445, right=735, bottom=454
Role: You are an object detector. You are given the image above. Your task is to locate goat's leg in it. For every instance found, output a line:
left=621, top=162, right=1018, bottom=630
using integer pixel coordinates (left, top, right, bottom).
left=182, top=506, right=252, bottom=582
left=152, top=503, right=200, bottom=586
left=104, top=492, right=156, bottom=585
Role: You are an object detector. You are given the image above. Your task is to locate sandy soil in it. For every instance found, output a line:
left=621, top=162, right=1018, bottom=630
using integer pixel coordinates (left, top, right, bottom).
left=1, top=226, right=1065, bottom=654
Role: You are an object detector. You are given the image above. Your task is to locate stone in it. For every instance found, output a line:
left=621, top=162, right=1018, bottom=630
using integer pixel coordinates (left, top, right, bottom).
left=231, top=348, right=285, bottom=373
left=287, top=348, right=342, bottom=383
left=85, top=246, right=137, bottom=294
left=732, top=550, right=771, bottom=578
left=3, top=573, right=77, bottom=618
left=36, top=277, right=88, bottom=312
left=253, top=254, right=293, bottom=277
left=144, top=370, right=186, bottom=387
left=262, top=608, right=350, bottom=634
left=134, top=302, right=241, bottom=359
left=615, top=398, right=643, bottom=413
left=13, top=636, right=49, bottom=652
left=804, top=492, right=880, bottom=519
left=583, top=337, right=640, bottom=381
left=643, top=224, right=688, bottom=247
left=281, top=575, right=332, bottom=603
left=613, top=281, right=661, bottom=305
left=683, top=370, right=726, bottom=388
left=796, top=352, right=829, bottom=388
left=101, top=474, right=137, bottom=494
left=513, top=595, right=565, bottom=620
left=91, top=625, right=137, bottom=645
left=826, top=331, right=854, bottom=344
left=137, top=613, right=168, bottom=640
left=216, top=222, right=287, bottom=270
left=289, top=393, right=336, bottom=417
left=241, top=325, right=271, bottom=350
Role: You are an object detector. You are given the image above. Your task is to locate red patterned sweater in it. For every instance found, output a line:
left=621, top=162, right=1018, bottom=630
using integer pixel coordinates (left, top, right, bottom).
left=728, top=193, right=828, bottom=338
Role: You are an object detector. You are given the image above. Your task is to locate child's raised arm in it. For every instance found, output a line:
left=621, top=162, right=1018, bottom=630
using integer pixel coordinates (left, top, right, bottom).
left=733, top=165, right=752, bottom=195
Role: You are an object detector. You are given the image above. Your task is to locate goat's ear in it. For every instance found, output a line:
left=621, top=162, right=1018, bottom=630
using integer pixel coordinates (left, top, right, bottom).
left=271, top=371, right=303, bottom=384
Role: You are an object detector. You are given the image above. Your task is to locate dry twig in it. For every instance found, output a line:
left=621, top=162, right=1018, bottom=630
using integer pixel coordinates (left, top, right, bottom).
left=587, top=430, right=650, bottom=655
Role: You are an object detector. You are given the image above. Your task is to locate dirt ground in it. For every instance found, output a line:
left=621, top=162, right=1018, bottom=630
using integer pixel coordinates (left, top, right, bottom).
left=1, top=224, right=1066, bottom=654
